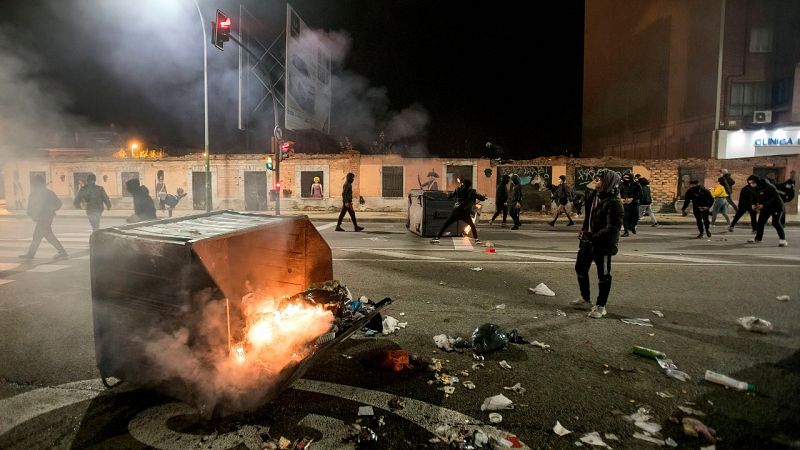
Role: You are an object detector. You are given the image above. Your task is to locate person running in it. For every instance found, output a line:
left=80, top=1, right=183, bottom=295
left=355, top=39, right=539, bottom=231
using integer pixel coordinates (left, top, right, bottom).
left=19, top=175, right=68, bottom=261
left=569, top=169, right=623, bottom=318
left=431, top=178, right=486, bottom=243
left=509, top=174, right=522, bottom=230
left=73, top=173, right=112, bottom=231
left=729, top=175, right=758, bottom=234
left=549, top=175, right=575, bottom=227
left=335, top=173, right=364, bottom=232
left=637, top=177, right=658, bottom=226
left=710, top=177, right=731, bottom=227
left=681, top=180, right=714, bottom=238
left=490, top=174, right=510, bottom=227
left=747, top=176, right=787, bottom=247
left=619, top=172, right=642, bottom=236
left=719, top=169, right=738, bottom=213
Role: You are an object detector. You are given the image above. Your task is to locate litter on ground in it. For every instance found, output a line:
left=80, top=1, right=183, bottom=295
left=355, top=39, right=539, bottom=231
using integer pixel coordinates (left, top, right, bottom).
left=737, top=316, right=773, bottom=333
left=529, top=282, right=556, bottom=296
left=621, top=318, right=654, bottom=327
left=481, top=394, right=514, bottom=411
left=579, top=431, right=610, bottom=447
left=553, top=421, right=572, bottom=436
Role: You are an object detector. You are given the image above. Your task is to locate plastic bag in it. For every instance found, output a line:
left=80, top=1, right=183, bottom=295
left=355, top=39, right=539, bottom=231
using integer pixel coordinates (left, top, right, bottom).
left=471, top=323, right=509, bottom=354
left=737, top=316, right=773, bottom=333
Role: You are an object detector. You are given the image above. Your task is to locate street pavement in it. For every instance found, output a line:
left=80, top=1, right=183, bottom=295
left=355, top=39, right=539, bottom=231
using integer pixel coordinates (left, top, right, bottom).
left=0, top=211, right=799, bottom=449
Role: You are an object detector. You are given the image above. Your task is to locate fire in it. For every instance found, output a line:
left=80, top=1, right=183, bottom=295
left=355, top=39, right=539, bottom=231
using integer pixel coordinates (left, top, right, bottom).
left=232, top=294, right=334, bottom=369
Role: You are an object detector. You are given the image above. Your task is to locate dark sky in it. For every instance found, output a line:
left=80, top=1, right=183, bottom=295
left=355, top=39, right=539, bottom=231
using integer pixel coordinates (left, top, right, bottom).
left=0, top=1, right=584, bottom=159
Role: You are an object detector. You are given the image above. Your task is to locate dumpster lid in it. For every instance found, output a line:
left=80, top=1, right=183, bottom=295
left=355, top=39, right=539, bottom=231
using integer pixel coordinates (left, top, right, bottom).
left=108, top=211, right=287, bottom=242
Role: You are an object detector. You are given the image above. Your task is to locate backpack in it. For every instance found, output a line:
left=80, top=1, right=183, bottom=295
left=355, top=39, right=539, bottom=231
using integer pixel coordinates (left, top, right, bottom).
left=640, top=185, right=652, bottom=205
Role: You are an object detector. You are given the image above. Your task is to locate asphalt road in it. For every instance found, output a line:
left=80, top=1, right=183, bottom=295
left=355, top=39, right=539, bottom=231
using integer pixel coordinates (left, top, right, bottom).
left=0, top=214, right=799, bottom=449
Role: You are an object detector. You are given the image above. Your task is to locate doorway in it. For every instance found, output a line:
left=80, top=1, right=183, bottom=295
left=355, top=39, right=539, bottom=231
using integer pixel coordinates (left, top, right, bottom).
left=192, top=171, right=211, bottom=210
left=244, top=171, right=267, bottom=211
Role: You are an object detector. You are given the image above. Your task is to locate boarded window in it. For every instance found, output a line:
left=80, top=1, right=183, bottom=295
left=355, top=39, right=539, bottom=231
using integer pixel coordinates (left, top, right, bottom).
left=382, top=166, right=404, bottom=198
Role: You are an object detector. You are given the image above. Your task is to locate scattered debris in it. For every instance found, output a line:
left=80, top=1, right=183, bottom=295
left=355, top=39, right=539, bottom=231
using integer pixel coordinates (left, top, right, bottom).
left=439, top=281, right=447, bottom=286
left=555, top=309, right=567, bottom=317
left=657, top=358, right=692, bottom=382
left=388, top=397, right=406, bottom=411
left=678, top=405, right=706, bottom=416
left=433, top=334, right=455, bottom=351
left=485, top=247, right=497, bottom=254
left=382, top=316, right=407, bottom=334
left=463, top=381, right=476, bottom=390
left=428, top=358, right=444, bottom=372
left=442, top=386, right=455, bottom=395
left=472, top=362, right=485, bottom=370
left=579, top=431, right=610, bottom=447
left=378, top=349, right=414, bottom=371
left=507, top=329, right=530, bottom=344
left=621, top=318, right=654, bottom=327
left=651, top=310, right=665, bottom=317
left=776, top=295, right=790, bottom=302
left=358, top=406, right=374, bottom=416
left=499, top=360, right=513, bottom=370
left=489, top=412, right=503, bottom=423
left=737, top=316, right=773, bottom=334
left=471, top=267, right=484, bottom=271
left=496, top=304, right=507, bottom=310
left=635, top=420, right=662, bottom=434
left=626, top=407, right=652, bottom=423
left=531, top=340, right=551, bottom=350
left=504, top=383, right=526, bottom=394
left=481, top=394, right=514, bottom=411
left=344, top=423, right=378, bottom=445
left=633, top=432, right=665, bottom=445
left=529, top=282, right=556, bottom=296
left=553, top=421, right=572, bottom=436
left=656, top=391, right=675, bottom=398
left=494, top=433, right=523, bottom=448
left=682, top=417, right=717, bottom=443
left=603, top=433, right=619, bottom=441
left=704, top=370, right=756, bottom=392
left=665, top=437, right=678, bottom=447
left=633, top=346, right=667, bottom=360
left=341, top=354, right=353, bottom=359
left=471, top=323, right=510, bottom=354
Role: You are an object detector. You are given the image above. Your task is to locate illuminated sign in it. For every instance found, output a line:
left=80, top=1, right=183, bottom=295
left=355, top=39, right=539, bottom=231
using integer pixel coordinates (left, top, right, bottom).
left=754, top=137, right=794, bottom=146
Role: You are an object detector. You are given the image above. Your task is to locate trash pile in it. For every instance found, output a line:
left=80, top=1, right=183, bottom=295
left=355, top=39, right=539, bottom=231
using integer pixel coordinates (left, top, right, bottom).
left=433, top=323, right=531, bottom=355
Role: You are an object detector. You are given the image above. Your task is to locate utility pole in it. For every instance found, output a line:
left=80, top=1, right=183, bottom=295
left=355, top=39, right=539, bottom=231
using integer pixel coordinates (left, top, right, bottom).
left=192, top=0, right=212, bottom=212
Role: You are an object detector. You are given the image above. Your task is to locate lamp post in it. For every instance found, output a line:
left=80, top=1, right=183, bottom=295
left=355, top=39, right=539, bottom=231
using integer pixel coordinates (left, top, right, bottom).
left=192, top=0, right=212, bottom=212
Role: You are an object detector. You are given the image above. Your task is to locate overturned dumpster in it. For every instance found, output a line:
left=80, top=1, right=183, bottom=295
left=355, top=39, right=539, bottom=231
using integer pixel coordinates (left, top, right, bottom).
left=407, top=189, right=482, bottom=237
left=90, top=211, right=390, bottom=416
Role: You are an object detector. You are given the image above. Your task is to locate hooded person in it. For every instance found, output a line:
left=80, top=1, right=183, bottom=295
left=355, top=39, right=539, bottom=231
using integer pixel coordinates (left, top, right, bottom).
left=509, top=174, right=522, bottom=229
left=681, top=180, right=714, bottom=238
left=431, top=178, right=486, bottom=243
left=125, top=178, right=157, bottom=223
left=73, top=173, right=111, bottom=230
left=637, top=177, right=658, bottom=226
left=335, top=173, right=363, bottom=232
left=19, top=175, right=68, bottom=260
left=569, top=169, right=623, bottom=318
left=747, top=176, right=787, bottom=246
left=549, top=174, right=575, bottom=227
left=729, top=175, right=758, bottom=233
left=619, top=171, right=642, bottom=236
left=490, top=174, right=511, bottom=226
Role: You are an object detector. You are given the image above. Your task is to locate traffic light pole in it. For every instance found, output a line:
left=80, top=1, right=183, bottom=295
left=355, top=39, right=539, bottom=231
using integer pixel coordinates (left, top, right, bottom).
left=193, top=0, right=212, bottom=212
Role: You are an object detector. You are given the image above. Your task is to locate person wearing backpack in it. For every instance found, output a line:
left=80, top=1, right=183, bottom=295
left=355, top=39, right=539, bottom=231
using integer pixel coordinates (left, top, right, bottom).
left=19, top=175, right=68, bottom=260
left=681, top=180, right=714, bottom=238
left=74, top=173, right=112, bottom=231
left=549, top=175, right=575, bottom=227
left=637, top=177, right=658, bottom=226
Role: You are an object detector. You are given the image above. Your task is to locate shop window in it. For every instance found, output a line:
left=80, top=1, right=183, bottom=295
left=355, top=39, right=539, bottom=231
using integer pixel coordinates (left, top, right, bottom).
left=382, top=166, right=404, bottom=198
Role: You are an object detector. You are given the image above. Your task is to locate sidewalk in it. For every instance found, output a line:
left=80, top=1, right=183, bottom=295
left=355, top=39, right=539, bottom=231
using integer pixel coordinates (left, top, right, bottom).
left=1, top=200, right=797, bottom=226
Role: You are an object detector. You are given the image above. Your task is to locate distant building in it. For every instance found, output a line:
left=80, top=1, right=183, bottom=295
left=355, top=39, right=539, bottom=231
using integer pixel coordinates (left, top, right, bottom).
left=583, top=0, right=800, bottom=165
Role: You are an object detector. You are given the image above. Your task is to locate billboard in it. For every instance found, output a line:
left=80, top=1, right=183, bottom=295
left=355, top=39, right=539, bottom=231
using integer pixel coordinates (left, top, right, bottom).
left=285, top=5, right=331, bottom=132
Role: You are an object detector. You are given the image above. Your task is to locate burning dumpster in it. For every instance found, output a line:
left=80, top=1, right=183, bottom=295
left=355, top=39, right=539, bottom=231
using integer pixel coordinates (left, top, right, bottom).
left=90, top=211, right=390, bottom=416
left=407, top=189, right=481, bottom=237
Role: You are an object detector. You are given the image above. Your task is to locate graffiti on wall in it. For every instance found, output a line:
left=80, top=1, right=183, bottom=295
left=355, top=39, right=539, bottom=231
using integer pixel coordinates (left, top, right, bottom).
left=497, top=166, right=553, bottom=211
left=574, top=166, right=631, bottom=191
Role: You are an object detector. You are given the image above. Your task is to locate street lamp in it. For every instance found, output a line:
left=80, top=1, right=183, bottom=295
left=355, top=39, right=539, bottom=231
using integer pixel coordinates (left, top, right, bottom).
left=192, top=0, right=211, bottom=212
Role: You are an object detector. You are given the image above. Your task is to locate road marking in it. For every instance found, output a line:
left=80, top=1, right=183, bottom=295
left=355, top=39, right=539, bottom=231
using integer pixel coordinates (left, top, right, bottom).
left=623, top=253, right=734, bottom=264
left=76, top=255, right=91, bottom=260
left=332, top=258, right=798, bottom=267
left=502, top=251, right=575, bottom=262
left=0, top=279, right=14, bottom=286
left=342, top=249, right=444, bottom=260
left=756, top=254, right=800, bottom=261
left=26, top=264, right=70, bottom=273
left=315, top=222, right=337, bottom=231
left=451, top=237, right=474, bottom=251
left=0, top=262, right=21, bottom=271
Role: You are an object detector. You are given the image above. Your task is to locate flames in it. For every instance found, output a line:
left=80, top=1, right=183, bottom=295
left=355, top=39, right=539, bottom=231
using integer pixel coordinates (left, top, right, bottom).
left=231, top=293, right=334, bottom=371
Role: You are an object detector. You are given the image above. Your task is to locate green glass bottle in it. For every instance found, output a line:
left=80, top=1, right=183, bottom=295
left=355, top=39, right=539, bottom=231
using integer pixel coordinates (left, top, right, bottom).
left=632, top=346, right=667, bottom=360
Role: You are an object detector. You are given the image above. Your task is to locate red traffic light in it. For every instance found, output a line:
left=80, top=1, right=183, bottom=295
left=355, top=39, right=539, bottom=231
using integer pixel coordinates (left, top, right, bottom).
left=212, top=10, right=231, bottom=50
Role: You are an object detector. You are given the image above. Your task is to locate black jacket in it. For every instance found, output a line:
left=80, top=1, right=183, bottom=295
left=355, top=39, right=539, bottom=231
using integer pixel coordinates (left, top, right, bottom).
left=582, top=190, right=624, bottom=255
left=449, top=186, right=486, bottom=211
left=74, top=182, right=111, bottom=213
left=721, top=174, right=735, bottom=194
left=27, top=186, right=62, bottom=223
left=737, top=185, right=756, bottom=209
left=510, top=183, right=522, bottom=204
left=495, top=182, right=508, bottom=203
left=638, top=178, right=652, bottom=205
left=341, top=181, right=353, bottom=203
left=682, top=185, right=713, bottom=211
left=754, top=179, right=784, bottom=212
left=620, top=180, right=642, bottom=204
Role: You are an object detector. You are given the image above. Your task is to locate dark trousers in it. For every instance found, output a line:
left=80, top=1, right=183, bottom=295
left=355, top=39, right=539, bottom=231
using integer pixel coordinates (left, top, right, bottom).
left=575, top=245, right=613, bottom=307
left=437, top=208, right=477, bottom=239
left=337, top=203, right=358, bottom=227
left=623, top=202, right=639, bottom=232
left=693, top=208, right=710, bottom=234
left=490, top=204, right=508, bottom=223
left=509, top=205, right=521, bottom=227
left=725, top=196, right=738, bottom=213
left=755, top=209, right=785, bottom=241
left=730, top=205, right=756, bottom=231
left=26, top=217, right=67, bottom=256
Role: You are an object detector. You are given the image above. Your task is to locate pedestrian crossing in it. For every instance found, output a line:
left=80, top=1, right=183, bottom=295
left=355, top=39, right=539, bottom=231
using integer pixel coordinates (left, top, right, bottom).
left=0, top=231, right=92, bottom=287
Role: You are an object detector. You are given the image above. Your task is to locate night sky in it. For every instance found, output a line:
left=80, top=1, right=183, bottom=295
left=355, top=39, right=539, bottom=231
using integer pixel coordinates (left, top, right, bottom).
left=0, top=1, right=584, bottom=159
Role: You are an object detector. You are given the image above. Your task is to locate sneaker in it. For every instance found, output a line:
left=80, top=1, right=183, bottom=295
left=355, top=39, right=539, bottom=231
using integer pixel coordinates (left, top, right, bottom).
left=335, top=226, right=345, bottom=232
left=354, top=226, right=364, bottom=232
left=631, top=228, right=637, bottom=234
left=696, top=233, right=703, bottom=239
left=18, top=253, right=34, bottom=260
left=588, top=306, right=607, bottom=318
left=474, top=238, right=481, bottom=244
left=53, top=252, right=69, bottom=261
left=779, top=239, right=788, bottom=247
left=728, top=226, right=734, bottom=232
left=570, top=298, right=592, bottom=310
left=500, top=223, right=508, bottom=228
left=746, top=238, right=761, bottom=244
left=706, top=230, right=712, bottom=237
left=621, top=232, right=629, bottom=237
left=430, top=238, right=440, bottom=244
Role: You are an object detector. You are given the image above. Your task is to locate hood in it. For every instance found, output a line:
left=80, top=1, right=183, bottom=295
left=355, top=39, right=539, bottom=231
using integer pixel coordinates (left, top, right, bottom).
left=597, top=170, right=621, bottom=194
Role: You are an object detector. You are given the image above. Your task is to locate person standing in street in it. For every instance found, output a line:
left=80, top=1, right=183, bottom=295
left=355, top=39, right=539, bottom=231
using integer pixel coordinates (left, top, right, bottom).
left=719, top=169, right=738, bottom=213
left=710, top=177, right=731, bottom=227
left=681, top=180, right=714, bottom=238
left=775, top=174, right=795, bottom=226
left=637, top=177, right=658, bottom=226
left=431, top=178, right=486, bottom=243
left=619, top=172, right=642, bottom=237
left=748, top=176, right=787, bottom=247
left=509, top=174, right=522, bottom=230
left=729, top=175, right=758, bottom=234
left=569, top=170, right=623, bottom=318
left=549, top=175, right=575, bottom=227
left=490, top=174, right=510, bottom=227
left=335, top=173, right=364, bottom=232
left=73, top=173, right=111, bottom=231
left=19, top=175, right=68, bottom=261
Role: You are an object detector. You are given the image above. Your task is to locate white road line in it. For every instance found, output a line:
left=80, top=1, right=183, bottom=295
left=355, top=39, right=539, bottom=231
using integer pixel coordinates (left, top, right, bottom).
left=0, top=262, right=21, bottom=271
left=623, top=252, right=734, bottom=264
left=332, top=259, right=798, bottom=267
left=451, top=237, right=474, bottom=251
left=76, top=255, right=91, bottom=260
left=26, top=264, right=70, bottom=273
left=0, top=279, right=14, bottom=286
left=756, top=254, right=800, bottom=261
left=342, top=249, right=444, bottom=260
left=502, top=251, right=575, bottom=262
left=315, top=222, right=338, bottom=231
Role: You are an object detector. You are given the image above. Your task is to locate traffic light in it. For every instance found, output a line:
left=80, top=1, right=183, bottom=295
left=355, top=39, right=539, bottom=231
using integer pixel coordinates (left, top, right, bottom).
left=212, top=9, right=231, bottom=50
left=280, top=140, right=294, bottom=159
left=265, top=156, right=274, bottom=171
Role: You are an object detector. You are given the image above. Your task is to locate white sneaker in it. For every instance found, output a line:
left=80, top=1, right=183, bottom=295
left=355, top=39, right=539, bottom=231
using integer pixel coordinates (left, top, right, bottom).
left=779, top=239, right=788, bottom=247
left=570, top=298, right=592, bottom=309
left=747, top=238, right=761, bottom=244
left=430, top=238, right=440, bottom=244
left=588, top=306, right=607, bottom=318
